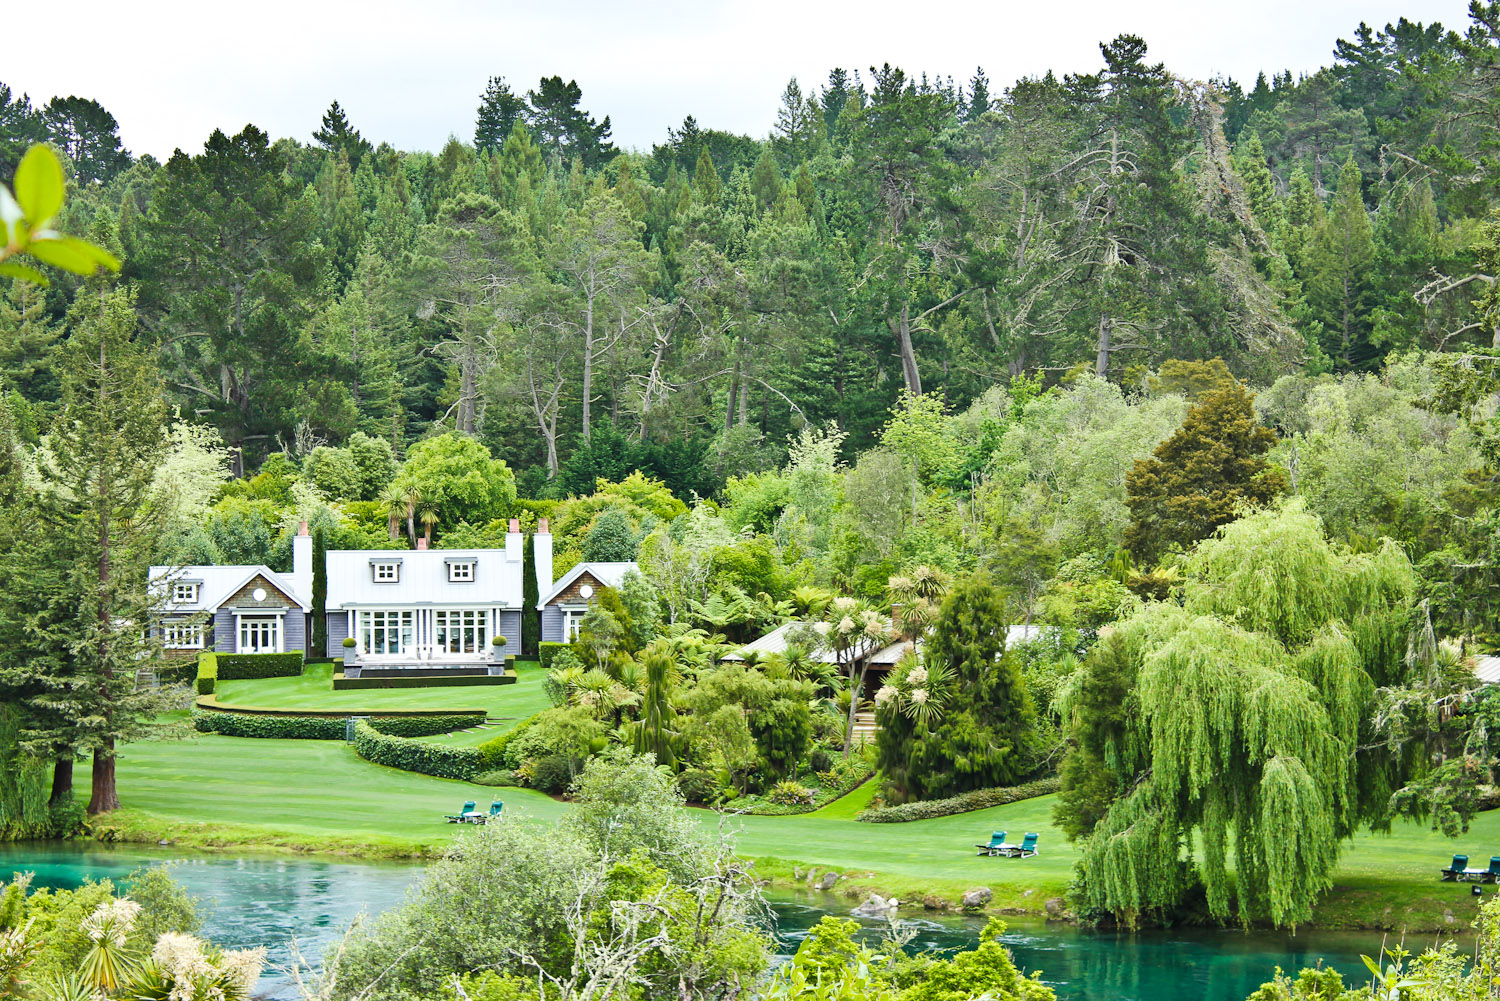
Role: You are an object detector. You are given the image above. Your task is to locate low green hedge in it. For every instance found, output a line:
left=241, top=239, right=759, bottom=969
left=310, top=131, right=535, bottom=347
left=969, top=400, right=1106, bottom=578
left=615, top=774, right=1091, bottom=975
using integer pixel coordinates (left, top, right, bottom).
left=856, top=777, right=1061, bottom=823
left=475, top=715, right=538, bottom=771
left=333, top=672, right=517, bottom=690
left=216, top=652, right=305, bottom=680
left=193, top=710, right=344, bottom=739
left=352, top=721, right=481, bottom=781
left=538, top=642, right=569, bottom=670
left=193, top=709, right=482, bottom=740
left=196, top=653, right=217, bottom=695
left=194, top=694, right=486, bottom=717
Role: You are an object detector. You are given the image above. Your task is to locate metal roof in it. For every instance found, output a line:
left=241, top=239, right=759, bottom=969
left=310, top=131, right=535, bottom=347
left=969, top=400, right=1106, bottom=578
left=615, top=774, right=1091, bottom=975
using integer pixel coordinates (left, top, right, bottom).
left=326, top=548, right=525, bottom=610
left=1475, top=656, right=1500, bottom=685
left=537, top=562, right=639, bottom=609
left=721, top=621, right=1042, bottom=666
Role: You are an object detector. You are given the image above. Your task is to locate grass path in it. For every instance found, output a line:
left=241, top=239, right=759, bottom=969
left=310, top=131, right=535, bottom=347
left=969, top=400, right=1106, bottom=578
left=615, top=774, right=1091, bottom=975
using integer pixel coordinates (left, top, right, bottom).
left=95, top=731, right=1500, bottom=930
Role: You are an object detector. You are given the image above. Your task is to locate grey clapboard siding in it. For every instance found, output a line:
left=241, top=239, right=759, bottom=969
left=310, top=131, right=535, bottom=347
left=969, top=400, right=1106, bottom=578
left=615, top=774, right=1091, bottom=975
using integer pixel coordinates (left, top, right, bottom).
left=326, top=612, right=349, bottom=660
left=213, top=609, right=235, bottom=653
left=499, top=610, right=522, bottom=651
left=284, top=609, right=306, bottom=654
left=541, top=606, right=564, bottom=644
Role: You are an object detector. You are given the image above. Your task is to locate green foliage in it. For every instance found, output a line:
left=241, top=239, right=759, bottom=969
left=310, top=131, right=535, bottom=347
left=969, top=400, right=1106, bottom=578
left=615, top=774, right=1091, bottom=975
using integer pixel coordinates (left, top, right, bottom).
left=195, top=653, right=217, bottom=696
left=0, top=145, right=120, bottom=285
left=213, top=652, right=305, bottom=681
left=876, top=572, right=1037, bottom=803
left=394, top=433, right=516, bottom=540
left=580, top=507, right=640, bottom=562
left=857, top=777, right=1061, bottom=823
left=1057, top=501, right=1418, bottom=928
left=1124, top=381, right=1286, bottom=565
left=751, top=698, right=812, bottom=779
left=351, top=721, right=482, bottom=780
left=537, top=642, right=569, bottom=670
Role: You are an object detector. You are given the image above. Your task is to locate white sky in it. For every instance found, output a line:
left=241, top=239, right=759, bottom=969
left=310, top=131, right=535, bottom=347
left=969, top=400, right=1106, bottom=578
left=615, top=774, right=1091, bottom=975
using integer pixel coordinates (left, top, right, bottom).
left=6, top=0, right=1476, bottom=159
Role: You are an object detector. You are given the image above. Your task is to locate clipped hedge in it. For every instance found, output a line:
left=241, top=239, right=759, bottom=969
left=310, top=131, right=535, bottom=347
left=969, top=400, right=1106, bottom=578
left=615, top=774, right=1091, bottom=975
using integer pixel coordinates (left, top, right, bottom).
left=193, top=710, right=344, bottom=740
left=475, top=715, right=538, bottom=771
left=856, top=777, right=1061, bottom=823
left=352, top=721, right=481, bottom=781
left=216, top=652, right=305, bottom=680
left=538, top=642, right=569, bottom=670
left=193, top=709, right=482, bottom=740
left=196, top=653, right=217, bottom=695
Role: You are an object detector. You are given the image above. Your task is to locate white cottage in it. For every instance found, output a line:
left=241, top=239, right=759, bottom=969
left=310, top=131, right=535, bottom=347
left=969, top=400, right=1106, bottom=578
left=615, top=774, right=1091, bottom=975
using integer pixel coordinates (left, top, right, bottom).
left=533, top=519, right=638, bottom=642
left=326, top=519, right=527, bottom=676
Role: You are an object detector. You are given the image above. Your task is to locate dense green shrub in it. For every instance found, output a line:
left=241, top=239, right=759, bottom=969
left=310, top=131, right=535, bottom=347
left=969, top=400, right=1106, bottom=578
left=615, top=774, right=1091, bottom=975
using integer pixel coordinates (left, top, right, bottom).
left=216, top=651, right=305, bottom=680
left=475, top=716, right=537, bottom=771
left=538, top=641, right=569, bottom=670
left=856, top=777, right=1060, bottom=823
left=675, top=767, right=721, bottom=804
left=352, top=721, right=481, bottom=781
left=528, top=754, right=575, bottom=793
left=807, top=746, right=834, bottom=774
left=470, top=769, right=519, bottom=787
left=370, top=714, right=484, bottom=738
left=196, top=652, right=217, bottom=695
left=767, top=780, right=814, bottom=806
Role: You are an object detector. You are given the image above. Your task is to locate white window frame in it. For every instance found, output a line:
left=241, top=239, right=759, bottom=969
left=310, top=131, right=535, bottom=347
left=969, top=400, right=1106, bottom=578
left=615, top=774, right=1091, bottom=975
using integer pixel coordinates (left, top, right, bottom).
left=172, top=582, right=199, bottom=603
left=359, top=609, right=414, bottom=655
left=447, top=561, right=476, bottom=583
left=562, top=608, right=587, bottom=642
left=238, top=616, right=281, bottom=653
left=163, top=620, right=204, bottom=649
left=371, top=562, right=400, bottom=583
left=434, top=608, right=488, bottom=654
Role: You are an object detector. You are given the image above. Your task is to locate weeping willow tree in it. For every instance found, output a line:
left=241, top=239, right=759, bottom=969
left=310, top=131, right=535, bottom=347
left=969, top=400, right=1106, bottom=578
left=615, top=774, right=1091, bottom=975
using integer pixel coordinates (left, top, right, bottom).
left=0, top=708, right=49, bottom=837
left=1056, top=500, right=1416, bottom=928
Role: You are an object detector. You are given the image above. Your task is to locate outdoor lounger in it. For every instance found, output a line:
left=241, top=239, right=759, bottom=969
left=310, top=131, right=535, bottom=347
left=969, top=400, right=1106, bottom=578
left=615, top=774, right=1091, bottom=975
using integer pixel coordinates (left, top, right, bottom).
left=975, top=831, right=1007, bottom=856
left=1440, top=855, right=1500, bottom=882
left=444, top=800, right=484, bottom=824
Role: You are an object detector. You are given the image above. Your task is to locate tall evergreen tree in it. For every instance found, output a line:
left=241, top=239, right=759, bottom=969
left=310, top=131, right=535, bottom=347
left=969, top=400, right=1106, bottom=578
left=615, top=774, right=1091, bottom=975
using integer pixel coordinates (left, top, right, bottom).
left=0, top=279, right=61, bottom=402
left=1307, top=157, right=1376, bottom=368
left=22, top=287, right=173, bottom=815
left=475, top=76, right=527, bottom=152
left=312, top=100, right=372, bottom=167
left=40, top=95, right=129, bottom=184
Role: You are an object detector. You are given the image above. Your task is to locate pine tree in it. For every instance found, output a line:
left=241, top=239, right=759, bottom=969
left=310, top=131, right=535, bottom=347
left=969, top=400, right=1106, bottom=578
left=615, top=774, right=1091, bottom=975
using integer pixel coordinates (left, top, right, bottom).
left=1124, top=380, right=1286, bottom=565
left=692, top=147, right=722, bottom=207
left=965, top=67, right=992, bottom=121
left=1308, top=157, right=1376, bottom=369
left=749, top=146, right=782, bottom=213
left=1234, top=132, right=1280, bottom=234
left=0, top=279, right=61, bottom=401
left=23, top=287, right=174, bottom=815
left=312, top=100, right=372, bottom=167
left=474, top=76, right=526, bottom=152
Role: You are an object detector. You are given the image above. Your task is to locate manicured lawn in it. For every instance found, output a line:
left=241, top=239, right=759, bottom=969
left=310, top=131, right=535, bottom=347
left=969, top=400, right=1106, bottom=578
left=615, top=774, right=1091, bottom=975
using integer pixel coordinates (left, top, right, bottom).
left=97, top=729, right=1500, bottom=929
left=212, top=661, right=548, bottom=722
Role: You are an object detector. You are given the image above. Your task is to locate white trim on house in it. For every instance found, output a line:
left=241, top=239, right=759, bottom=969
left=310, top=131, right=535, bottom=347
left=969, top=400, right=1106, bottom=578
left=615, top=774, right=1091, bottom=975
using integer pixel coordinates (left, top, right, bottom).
left=236, top=613, right=283, bottom=653
left=148, top=564, right=311, bottom=613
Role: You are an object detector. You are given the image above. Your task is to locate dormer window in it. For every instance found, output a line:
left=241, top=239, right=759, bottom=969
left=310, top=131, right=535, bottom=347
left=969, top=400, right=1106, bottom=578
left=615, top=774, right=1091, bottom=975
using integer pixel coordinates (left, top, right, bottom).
left=372, top=561, right=401, bottom=583
left=173, top=582, right=199, bottom=603
left=447, top=560, right=476, bottom=583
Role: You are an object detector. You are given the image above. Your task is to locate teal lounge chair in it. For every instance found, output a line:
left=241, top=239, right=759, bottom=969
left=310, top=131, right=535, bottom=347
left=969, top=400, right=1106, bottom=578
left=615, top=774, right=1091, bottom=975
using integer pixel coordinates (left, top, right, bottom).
left=1442, top=854, right=1468, bottom=881
left=975, top=831, right=1007, bottom=856
left=488, top=800, right=504, bottom=819
left=445, top=800, right=480, bottom=824
left=1000, top=833, right=1039, bottom=859
left=1487, top=857, right=1500, bottom=883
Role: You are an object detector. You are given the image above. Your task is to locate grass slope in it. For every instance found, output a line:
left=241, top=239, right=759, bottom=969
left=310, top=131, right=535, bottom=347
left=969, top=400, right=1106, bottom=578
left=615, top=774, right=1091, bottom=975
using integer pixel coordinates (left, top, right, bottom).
left=94, top=731, right=1500, bottom=930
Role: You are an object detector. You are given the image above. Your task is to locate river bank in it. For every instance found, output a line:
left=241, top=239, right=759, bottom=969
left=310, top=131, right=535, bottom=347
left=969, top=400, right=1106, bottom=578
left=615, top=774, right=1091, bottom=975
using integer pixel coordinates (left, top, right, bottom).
left=0, top=842, right=1411, bottom=1001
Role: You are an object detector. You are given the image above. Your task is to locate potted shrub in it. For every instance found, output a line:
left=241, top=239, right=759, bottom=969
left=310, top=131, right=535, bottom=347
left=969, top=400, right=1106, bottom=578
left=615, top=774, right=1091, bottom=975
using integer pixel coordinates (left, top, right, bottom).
left=342, top=637, right=356, bottom=649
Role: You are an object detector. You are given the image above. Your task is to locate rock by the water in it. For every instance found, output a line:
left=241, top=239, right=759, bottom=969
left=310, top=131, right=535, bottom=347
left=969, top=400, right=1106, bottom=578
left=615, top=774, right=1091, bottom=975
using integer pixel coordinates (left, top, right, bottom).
left=793, top=867, right=803, bottom=880
left=818, top=871, right=839, bottom=891
left=922, top=894, right=948, bottom=910
left=1044, top=897, right=1066, bottom=918
left=851, top=894, right=893, bottom=918
left=961, top=887, right=993, bottom=909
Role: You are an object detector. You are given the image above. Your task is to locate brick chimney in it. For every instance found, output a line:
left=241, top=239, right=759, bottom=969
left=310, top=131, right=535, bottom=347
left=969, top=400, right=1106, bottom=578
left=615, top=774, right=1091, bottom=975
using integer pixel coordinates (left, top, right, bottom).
left=416, top=537, right=429, bottom=551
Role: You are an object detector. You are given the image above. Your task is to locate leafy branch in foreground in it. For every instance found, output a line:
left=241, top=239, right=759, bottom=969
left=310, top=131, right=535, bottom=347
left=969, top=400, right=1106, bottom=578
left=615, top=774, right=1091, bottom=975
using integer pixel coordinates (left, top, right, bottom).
left=0, top=144, right=119, bottom=284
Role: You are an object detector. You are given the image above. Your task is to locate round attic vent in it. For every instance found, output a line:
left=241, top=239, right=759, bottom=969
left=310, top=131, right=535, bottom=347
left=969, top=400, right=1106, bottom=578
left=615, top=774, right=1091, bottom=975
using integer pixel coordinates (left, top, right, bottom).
left=253, top=588, right=267, bottom=602
left=579, top=584, right=594, bottom=599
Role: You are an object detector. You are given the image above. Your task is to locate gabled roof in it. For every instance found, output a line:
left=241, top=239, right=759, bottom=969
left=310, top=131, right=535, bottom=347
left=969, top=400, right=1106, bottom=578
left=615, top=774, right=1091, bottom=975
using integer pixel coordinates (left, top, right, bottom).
left=537, top=562, right=639, bottom=609
left=148, top=564, right=310, bottom=613
left=326, top=548, right=526, bottom=609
